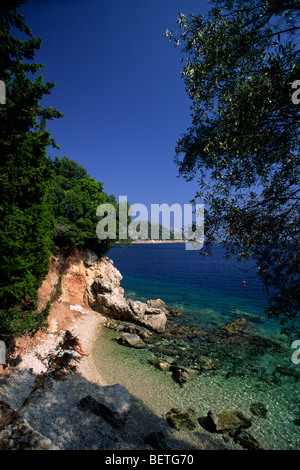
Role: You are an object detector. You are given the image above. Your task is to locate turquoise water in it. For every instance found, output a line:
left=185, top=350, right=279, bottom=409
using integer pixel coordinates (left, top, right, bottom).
left=93, top=244, right=300, bottom=450
left=108, top=244, right=276, bottom=332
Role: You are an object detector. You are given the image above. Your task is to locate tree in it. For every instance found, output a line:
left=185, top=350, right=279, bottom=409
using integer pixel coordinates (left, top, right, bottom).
left=49, top=156, right=130, bottom=256
left=0, top=0, right=63, bottom=335
left=166, top=0, right=300, bottom=334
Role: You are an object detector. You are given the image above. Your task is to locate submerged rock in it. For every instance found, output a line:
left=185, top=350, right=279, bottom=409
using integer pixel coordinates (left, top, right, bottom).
left=197, top=355, right=222, bottom=371
left=116, top=333, right=145, bottom=349
left=221, top=318, right=249, bottom=333
left=229, top=429, right=263, bottom=450
left=166, top=407, right=197, bottom=430
left=230, top=309, right=266, bottom=324
left=207, top=409, right=252, bottom=432
left=170, top=365, right=197, bottom=384
left=249, top=402, right=268, bottom=418
left=169, top=309, right=182, bottom=317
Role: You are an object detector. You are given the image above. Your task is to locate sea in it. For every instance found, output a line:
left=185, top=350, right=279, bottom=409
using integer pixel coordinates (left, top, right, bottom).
left=93, top=243, right=300, bottom=450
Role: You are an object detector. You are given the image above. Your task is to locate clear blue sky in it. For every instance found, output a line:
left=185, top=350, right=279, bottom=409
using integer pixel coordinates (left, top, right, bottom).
left=22, top=0, right=210, bottom=214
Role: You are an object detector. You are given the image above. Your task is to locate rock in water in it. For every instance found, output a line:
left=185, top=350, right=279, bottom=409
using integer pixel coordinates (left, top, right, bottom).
left=116, top=333, right=145, bottom=348
left=170, top=365, right=197, bottom=384
left=143, top=312, right=167, bottom=333
left=229, top=429, right=263, bottom=450
left=249, top=402, right=268, bottom=418
left=207, top=409, right=252, bottom=432
left=166, top=408, right=197, bottom=430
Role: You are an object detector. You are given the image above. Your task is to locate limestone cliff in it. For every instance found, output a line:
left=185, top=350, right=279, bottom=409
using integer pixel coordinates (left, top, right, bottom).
left=38, top=246, right=167, bottom=334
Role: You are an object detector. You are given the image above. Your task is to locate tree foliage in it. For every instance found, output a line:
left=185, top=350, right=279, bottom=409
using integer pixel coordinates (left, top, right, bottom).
left=0, top=0, right=64, bottom=336
left=49, top=156, right=121, bottom=256
left=167, top=0, right=300, bottom=334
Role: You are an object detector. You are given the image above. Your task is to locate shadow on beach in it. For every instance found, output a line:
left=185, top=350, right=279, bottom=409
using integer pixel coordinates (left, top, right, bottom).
left=0, top=364, right=229, bottom=451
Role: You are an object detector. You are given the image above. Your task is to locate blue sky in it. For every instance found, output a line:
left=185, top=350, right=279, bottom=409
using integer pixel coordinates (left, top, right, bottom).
left=22, top=0, right=210, bottom=216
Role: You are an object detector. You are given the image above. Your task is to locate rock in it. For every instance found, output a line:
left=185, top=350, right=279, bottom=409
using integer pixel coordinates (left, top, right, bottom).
left=221, top=318, right=249, bottom=333
left=215, top=323, right=282, bottom=352
left=92, top=277, right=113, bottom=293
left=116, top=333, right=145, bottom=348
left=170, top=365, right=197, bottom=384
left=0, top=402, right=59, bottom=450
left=128, top=299, right=147, bottom=318
left=147, top=299, right=169, bottom=313
left=207, top=409, right=252, bottom=432
left=169, top=309, right=182, bottom=317
left=83, top=250, right=98, bottom=266
left=249, top=402, right=268, bottom=418
left=96, top=292, right=133, bottom=320
left=230, top=309, right=266, bottom=324
left=150, top=358, right=173, bottom=371
left=166, top=407, right=197, bottom=430
left=168, top=325, right=206, bottom=337
left=197, top=355, right=222, bottom=371
left=229, top=429, right=263, bottom=450
left=143, top=312, right=167, bottom=333
left=79, top=384, right=131, bottom=427
left=111, top=321, right=152, bottom=339
left=0, top=401, right=15, bottom=430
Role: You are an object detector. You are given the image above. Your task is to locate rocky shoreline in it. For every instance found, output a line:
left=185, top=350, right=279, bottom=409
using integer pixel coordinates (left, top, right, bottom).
left=0, top=247, right=296, bottom=450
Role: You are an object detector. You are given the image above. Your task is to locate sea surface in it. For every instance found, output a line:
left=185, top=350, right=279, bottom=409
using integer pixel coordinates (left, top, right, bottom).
left=93, top=243, right=300, bottom=450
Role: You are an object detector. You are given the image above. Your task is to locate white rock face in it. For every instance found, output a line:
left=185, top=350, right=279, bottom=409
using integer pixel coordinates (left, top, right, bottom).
left=83, top=250, right=167, bottom=333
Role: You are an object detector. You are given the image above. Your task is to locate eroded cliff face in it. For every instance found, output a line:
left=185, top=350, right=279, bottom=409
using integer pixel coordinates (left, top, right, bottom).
left=38, top=247, right=167, bottom=334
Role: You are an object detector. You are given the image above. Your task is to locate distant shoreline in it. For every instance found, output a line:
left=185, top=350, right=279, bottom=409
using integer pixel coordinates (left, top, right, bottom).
left=115, top=239, right=187, bottom=245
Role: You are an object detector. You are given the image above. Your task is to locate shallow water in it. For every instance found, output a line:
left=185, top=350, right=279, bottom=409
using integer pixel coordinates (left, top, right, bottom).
left=93, top=244, right=300, bottom=450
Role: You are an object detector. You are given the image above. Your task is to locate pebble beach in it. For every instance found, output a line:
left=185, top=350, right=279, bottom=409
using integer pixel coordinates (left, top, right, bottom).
left=0, top=307, right=233, bottom=451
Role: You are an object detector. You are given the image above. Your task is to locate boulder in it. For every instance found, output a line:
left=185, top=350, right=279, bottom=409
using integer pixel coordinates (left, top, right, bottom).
left=79, top=384, right=131, bottom=427
left=96, top=292, right=133, bottom=320
left=92, top=277, right=113, bottom=293
left=116, top=333, right=145, bottom=348
left=207, top=409, right=252, bottom=432
left=229, top=429, right=263, bottom=450
left=170, top=365, right=197, bottom=384
left=166, top=407, right=197, bottom=430
left=143, top=312, right=167, bottom=333
left=111, top=321, right=152, bottom=339
left=150, top=357, right=173, bottom=371
left=249, top=402, right=268, bottom=418
left=147, top=299, right=169, bottom=313
left=128, top=299, right=147, bottom=318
